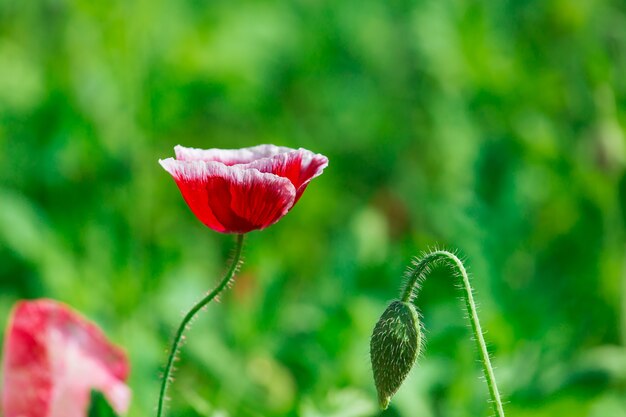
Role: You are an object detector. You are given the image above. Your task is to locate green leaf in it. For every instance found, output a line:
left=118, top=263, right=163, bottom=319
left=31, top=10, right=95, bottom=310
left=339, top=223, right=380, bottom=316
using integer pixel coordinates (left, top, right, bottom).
left=88, top=391, right=120, bottom=417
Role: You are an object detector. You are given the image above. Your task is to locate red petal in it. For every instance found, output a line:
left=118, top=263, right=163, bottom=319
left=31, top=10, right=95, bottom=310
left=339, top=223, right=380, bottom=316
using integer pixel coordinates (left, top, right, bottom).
left=1, top=300, right=131, bottom=417
left=246, top=149, right=328, bottom=201
left=159, top=159, right=296, bottom=233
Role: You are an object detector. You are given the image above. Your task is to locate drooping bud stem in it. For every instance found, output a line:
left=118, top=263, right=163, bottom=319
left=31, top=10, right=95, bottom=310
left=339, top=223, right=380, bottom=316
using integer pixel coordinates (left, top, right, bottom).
left=156, top=233, right=245, bottom=417
left=370, top=250, right=506, bottom=417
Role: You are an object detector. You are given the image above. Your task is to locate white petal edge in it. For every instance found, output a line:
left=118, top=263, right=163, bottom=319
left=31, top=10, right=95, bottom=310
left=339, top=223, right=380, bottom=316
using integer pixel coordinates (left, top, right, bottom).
left=245, top=148, right=329, bottom=191
left=173, top=144, right=295, bottom=164
left=159, top=157, right=297, bottom=192
left=295, top=148, right=329, bottom=185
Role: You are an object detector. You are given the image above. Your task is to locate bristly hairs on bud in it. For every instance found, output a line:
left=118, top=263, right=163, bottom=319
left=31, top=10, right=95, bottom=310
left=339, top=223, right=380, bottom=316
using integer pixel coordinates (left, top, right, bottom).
left=370, top=248, right=506, bottom=417
left=370, top=300, right=425, bottom=409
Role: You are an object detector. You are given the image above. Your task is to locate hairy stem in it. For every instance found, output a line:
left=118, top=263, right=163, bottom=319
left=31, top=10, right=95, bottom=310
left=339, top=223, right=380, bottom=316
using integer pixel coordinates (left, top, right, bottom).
left=156, top=233, right=245, bottom=417
left=401, top=250, right=505, bottom=417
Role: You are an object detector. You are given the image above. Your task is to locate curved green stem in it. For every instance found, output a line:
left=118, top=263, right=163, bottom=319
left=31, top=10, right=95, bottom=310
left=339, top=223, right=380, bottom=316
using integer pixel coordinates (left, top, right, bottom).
left=156, top=233, right=245, bottom=417
left=401, top=250, right=505, bottom=417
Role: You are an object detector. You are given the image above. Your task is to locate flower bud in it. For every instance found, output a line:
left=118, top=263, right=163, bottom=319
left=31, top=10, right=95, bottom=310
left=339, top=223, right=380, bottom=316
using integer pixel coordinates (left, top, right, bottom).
left=370, top=300, right=422, bottom=409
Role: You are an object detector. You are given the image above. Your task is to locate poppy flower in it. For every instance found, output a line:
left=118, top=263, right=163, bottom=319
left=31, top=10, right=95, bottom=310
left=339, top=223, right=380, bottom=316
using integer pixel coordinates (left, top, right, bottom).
left=159, top=144, right=328, bottom=233
left=1, top=299, right=131, bottom=417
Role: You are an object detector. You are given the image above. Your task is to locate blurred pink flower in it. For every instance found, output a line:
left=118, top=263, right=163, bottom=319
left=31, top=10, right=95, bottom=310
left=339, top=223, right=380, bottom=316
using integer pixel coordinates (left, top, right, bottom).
left=1, top=299, right=130, bottom=417
left=159, top=144, right=328, bottom=233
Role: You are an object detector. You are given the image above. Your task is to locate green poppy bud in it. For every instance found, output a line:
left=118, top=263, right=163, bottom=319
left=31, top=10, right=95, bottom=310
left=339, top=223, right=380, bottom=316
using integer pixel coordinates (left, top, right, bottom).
left=370, top=300, right=422, bottom=409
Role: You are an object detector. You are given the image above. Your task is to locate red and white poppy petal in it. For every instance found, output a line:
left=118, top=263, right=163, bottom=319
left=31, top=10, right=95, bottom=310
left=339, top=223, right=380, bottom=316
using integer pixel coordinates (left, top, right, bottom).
left=46, top=307, right=130, bottom=417
left=246, top=149, right=328, bottom=201
left=159, top=159, right=296, bottom=233
left=226, top=168, right=297, bottom=231
left=174, top=144, right=293, bottom=166
left=1, top=300, right=130, bottom=417
left=47, top=338, right=130, bottom=417
left=160, top=158, right=229, bottom=232
left=1, top=302, right=51, bottom=417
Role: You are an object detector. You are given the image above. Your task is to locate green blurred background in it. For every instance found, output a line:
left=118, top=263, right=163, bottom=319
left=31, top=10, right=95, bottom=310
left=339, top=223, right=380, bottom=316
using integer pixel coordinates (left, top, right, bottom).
left=1, top=0, right=626, bottom=416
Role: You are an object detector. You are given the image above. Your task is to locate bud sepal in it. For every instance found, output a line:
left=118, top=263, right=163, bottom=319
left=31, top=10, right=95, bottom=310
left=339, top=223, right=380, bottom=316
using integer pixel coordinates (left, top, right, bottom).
left=370, top=300, right=422, bottom=409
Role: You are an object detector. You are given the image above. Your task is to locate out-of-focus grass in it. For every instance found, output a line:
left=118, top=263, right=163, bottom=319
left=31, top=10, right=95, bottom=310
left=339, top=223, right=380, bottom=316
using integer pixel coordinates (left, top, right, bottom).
left=1, top=0, right=626, bottom=416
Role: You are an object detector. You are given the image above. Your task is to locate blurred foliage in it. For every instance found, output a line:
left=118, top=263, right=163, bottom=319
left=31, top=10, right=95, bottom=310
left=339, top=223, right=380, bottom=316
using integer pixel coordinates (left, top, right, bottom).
left=90, top=391, right=121, bottom=417
left=1, top=0, right=626, bottom=416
